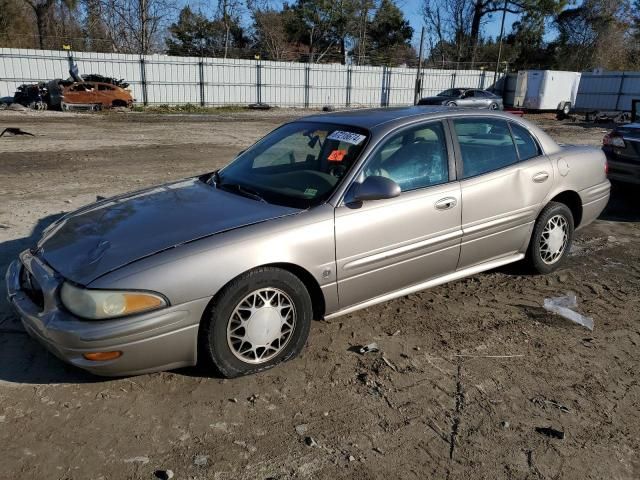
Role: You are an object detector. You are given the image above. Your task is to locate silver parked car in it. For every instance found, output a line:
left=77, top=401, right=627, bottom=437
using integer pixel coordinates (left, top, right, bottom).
left=6, top=107, right=610, bottom=377
left=418, top=88, right=504, bottom=110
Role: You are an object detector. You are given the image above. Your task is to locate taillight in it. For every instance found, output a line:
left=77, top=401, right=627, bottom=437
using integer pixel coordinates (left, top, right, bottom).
left=604, top=159, right=609, bottom=175
left=603, top=132, right=625, bottom=148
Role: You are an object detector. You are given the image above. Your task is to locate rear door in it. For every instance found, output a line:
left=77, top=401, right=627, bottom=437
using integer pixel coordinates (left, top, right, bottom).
left=334, top=120, right=462, bottom=308
left=452, top=117, right=553, bottom=268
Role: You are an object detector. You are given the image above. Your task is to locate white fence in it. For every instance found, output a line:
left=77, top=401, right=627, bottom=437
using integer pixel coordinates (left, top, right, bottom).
left=0, top=48, right=501, bottom=108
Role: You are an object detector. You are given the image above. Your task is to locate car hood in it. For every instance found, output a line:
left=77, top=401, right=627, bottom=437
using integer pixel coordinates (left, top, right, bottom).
left=37, top=178, right=301, bottom=285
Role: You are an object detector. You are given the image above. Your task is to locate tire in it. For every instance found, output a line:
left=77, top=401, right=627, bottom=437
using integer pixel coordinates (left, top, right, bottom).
left=199, top=267, right=313, bottom=378
left=446, top=101, right=457, bottom=107
left=526, top=202, right=575, bottom=274
left=562, top=102, right=571, bottom=115
left=489, top=102, right=499, bottom=110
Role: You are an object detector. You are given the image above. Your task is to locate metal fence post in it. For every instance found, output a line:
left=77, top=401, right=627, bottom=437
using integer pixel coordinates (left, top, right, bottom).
left=256, top=59, right=262, bottom=104
left=386, top=68, right=392, bottom=106
left=346, top=67, right=352, bottom=108
left=451, top=71, right=457, bottom=89
left=304, top=64, right=310, bottom=108
left=199, top=60, right=205, bottom=107
left=139, top=57, right=148, bottom=106
left=380, top=67, right=387, bottom=107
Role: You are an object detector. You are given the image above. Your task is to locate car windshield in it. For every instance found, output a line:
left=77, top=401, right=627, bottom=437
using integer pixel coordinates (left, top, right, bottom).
left=216, top=121, right=369, bottom=208
left=437, top=89, right=462, bottom=97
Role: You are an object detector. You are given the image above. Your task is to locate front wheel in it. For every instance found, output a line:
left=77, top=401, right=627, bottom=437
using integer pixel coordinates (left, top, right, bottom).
left=446, top=101, right=457, bottom=107
left=489, top=102, right=499, bottom=110
left=199, top=267, right=312, bottom=378
left=526, top=202, right=575, bottom=274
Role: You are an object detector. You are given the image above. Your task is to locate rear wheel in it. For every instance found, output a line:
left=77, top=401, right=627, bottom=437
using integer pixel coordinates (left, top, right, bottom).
left=199, top=267, right=312, bottom=378
left=489, top=102, right=499, bottom=110
left=446, top=101, right=457, bottom=107
left=526, top=202, right=575, bottom=274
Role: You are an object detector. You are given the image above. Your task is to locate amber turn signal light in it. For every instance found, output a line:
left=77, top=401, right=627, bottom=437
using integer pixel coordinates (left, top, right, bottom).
left=83, top=351, right=122, bottom=361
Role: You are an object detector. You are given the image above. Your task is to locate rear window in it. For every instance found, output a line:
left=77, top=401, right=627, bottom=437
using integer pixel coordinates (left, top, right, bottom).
left=510, top=122, right=541, bottom=160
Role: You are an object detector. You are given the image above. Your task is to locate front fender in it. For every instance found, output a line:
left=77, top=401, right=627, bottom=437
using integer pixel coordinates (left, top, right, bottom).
left=88, top=204, right=338, bottom=313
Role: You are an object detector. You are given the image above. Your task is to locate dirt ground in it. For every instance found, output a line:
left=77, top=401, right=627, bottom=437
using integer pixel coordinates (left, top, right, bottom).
left=0, top=109, right=638, bottom=480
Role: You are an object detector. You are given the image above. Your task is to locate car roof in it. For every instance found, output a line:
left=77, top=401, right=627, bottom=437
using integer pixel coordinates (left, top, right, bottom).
left=299, top=106, right=561, bottom=154
left=303, top=106, right=452, bottom=129
left=301, top=106, right=499, bottom=130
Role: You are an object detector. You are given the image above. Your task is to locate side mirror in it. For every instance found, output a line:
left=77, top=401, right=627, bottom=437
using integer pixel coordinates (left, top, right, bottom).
left=351, top=176, right=401, bottom=202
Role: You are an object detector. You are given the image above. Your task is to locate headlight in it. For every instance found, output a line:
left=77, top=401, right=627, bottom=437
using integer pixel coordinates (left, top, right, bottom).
left=60, top=282, right=167, bottom=320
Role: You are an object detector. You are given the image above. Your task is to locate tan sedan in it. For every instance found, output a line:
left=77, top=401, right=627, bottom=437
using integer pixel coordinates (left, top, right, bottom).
left=6, top=107, right=610, bottom=377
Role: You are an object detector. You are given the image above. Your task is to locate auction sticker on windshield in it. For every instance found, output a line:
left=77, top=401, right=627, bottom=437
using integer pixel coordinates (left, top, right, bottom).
left=327, top=131, right=366, bottom=145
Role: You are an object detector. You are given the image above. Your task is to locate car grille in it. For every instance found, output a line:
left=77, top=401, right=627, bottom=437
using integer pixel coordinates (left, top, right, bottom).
left=19, top=265, right=45, bottom=310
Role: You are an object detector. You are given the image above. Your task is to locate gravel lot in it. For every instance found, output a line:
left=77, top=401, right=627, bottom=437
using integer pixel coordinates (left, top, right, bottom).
left=0, top=109, right=638, bottom=480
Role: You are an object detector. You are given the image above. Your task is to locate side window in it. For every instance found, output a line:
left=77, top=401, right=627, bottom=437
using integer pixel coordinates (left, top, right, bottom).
left=98, top=84, right=114, bottom=91
left=510, top=122, right=541, bottom=161
left=453, top=118, right=518, bottom=178
left=364, top=122, right=449, bottom=192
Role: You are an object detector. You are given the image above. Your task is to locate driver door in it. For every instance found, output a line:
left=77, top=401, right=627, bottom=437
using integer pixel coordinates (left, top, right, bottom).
left=334, top=121, right=462, bottom=308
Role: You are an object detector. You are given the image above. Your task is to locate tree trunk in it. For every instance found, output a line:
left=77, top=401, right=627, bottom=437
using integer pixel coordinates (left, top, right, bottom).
left=224, top=25, right=229, bottom=59
left=470, top=0, right=484, bottom=66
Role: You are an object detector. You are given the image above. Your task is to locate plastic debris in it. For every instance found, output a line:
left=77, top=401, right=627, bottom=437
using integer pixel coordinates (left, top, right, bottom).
left=535, top=427, right=565, bottom=440
left=358, top=343, right=379, bottom=354
left=543, top=293, right=594, bottom=330
left=304, top=436, right=318, bottom=447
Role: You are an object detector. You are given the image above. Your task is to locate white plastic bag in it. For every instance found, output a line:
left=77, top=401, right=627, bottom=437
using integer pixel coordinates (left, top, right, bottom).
left=543, top=293, right=594, bottom=331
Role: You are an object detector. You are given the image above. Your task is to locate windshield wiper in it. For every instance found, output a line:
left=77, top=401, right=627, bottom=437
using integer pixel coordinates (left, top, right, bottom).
left=218, top=182, right=266, bottom=203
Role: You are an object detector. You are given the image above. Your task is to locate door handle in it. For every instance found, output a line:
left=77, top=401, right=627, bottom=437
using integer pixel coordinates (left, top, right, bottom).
left=435, top=197, right=457, bottom=210
left=532, top=172, right=549, bottom=183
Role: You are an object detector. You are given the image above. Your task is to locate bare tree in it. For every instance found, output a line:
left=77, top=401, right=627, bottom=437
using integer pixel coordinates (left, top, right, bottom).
left=23, top=0, right=77, bottom=48
left=248, top=0, right=290, bottom=60
left=216, top=0, right=242, bottom=58
left=99, top=0, right=173, bottom=53
left=422, top=0, right=472, bottom=66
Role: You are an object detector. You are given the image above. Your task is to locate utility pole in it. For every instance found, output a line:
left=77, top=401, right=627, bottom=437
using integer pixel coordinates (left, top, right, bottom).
left=414, top=26, right=425, bottom=105
left=493, top=0, right=508, bottom=90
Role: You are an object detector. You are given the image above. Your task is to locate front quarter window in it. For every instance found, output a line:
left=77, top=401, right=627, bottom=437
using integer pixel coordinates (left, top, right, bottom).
left=218, top=122, right=369, bottom=208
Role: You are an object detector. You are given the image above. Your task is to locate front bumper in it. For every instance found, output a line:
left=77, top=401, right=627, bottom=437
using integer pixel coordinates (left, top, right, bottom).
left=6, top=250, right=209, bottom=376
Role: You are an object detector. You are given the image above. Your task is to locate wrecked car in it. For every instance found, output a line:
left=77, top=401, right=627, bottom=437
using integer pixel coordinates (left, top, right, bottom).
left=13, top=83, right=48, bottom=110
left=6, top=107, right=610, bottom=378
left=61, top=81, right=134, bottom=110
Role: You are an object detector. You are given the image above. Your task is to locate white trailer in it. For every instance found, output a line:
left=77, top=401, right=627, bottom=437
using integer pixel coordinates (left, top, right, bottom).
left=512, top=70, right=581, bottom=114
